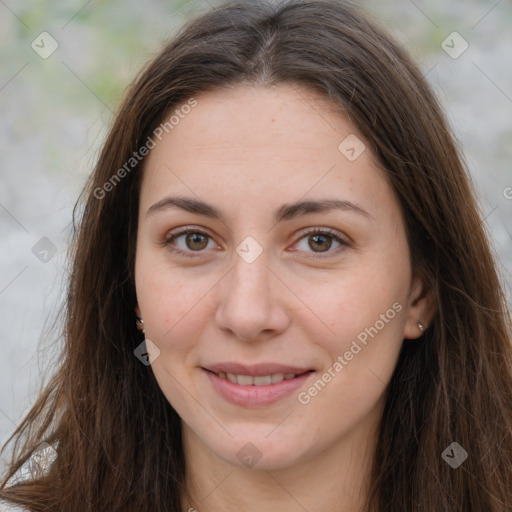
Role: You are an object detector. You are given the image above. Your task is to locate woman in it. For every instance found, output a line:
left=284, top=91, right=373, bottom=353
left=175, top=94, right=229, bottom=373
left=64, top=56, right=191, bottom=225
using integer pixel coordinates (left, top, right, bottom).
left=1, top=0, right=511, bottom=510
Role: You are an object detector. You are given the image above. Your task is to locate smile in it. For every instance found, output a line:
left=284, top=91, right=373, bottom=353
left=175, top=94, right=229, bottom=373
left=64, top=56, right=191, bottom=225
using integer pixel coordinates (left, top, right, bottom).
left=203, top=368, right=315, bottom=407
left=215, top=371, right=307, bottom=386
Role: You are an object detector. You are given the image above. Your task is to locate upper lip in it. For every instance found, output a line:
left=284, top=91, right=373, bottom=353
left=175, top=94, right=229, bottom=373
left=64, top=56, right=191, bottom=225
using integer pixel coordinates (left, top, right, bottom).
left=204, top=362, right=314, bottom=377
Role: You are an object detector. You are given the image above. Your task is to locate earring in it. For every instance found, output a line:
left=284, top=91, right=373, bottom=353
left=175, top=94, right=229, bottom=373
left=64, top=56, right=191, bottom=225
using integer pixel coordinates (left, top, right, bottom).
left=418, top=322, right=424, bottom=332
left=136, top=316, right=145, bottom=334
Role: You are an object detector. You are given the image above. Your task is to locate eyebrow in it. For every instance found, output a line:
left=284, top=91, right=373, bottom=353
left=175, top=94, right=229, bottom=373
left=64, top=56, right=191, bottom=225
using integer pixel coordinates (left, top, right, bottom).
left=146, top=195, right=372, bottom=223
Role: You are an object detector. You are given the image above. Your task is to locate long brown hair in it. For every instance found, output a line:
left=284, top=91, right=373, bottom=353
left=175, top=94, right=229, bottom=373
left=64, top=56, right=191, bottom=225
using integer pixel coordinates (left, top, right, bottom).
left=2, top=1, right=512, bottom=510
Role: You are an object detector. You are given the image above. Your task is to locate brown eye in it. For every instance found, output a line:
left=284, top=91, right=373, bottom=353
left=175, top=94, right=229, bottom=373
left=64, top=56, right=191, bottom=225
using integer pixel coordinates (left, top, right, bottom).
left=293, top=228, right=349, bottom=258
left=163, top=228, right=216, bottom=257
left=184, top=232, right=209, bottom=251
left=308, top=233, right=333, bottom=252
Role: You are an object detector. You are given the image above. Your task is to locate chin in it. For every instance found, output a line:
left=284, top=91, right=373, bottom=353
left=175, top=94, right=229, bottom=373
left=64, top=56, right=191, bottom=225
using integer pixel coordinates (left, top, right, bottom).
left=205, top=430, right=311, bottom=471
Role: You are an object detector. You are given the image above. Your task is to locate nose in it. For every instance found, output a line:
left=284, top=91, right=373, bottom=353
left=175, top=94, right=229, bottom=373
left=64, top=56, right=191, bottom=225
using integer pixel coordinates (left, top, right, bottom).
left=214, top=252, right=291, bottom=342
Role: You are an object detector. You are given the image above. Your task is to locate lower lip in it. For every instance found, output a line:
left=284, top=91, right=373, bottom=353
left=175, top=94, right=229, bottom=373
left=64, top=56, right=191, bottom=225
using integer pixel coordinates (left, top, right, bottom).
left=204, top=369, right=314, bottom=407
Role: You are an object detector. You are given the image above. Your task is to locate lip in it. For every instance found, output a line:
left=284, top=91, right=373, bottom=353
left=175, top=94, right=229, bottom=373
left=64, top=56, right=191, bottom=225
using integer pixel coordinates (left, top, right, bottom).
left=203, top=368, right=315, bottom=407
left=204, top=362, right=313, bottom=377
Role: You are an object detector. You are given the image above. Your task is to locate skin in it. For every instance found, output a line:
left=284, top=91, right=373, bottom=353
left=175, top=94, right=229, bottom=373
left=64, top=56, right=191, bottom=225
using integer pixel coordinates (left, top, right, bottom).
left=134, top=83, right=433, bottom=512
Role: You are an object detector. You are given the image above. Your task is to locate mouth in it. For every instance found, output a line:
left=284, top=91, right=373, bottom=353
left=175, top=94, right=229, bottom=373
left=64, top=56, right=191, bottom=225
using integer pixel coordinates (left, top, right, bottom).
left=202, top=366, right=316, bottom=407
left=204, top=368, right=314, bottom=386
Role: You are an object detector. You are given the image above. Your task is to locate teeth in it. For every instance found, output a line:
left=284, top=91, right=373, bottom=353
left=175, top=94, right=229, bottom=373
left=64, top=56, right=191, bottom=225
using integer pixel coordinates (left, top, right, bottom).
left=237, top=375, right=254, bottom=386
left=253, top=375, right=272, bottom=386
left=220, top=372, right=298, bottom=385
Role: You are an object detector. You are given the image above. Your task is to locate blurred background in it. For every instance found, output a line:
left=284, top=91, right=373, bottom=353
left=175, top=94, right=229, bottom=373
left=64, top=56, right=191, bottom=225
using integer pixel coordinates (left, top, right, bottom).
left=1, top=0, right=511, bottom=468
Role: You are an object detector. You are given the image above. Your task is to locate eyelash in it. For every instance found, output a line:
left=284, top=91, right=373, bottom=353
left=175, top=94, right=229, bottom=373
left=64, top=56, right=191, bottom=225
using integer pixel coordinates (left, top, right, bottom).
left=162, top=226, right=349, bottom=260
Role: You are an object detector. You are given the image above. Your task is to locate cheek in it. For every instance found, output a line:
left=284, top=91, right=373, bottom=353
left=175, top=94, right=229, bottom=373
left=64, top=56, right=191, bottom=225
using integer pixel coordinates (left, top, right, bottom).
left=136, top=265, right=211, bottom=412
left=295, top=288, right=405, bottom=440
left=303, top=266, right=408, bottom=406
left=311, top=264, right=407, bottom=342
left=135, top=259, right=217, bottom=352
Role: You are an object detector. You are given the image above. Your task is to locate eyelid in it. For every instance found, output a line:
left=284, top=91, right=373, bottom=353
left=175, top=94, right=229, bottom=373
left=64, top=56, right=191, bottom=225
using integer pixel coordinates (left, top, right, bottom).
left=162, top=225, right=350, bottom=259
left=162, top=226, right=218, bottom=258
left=290, top=227, right=350, bottom=259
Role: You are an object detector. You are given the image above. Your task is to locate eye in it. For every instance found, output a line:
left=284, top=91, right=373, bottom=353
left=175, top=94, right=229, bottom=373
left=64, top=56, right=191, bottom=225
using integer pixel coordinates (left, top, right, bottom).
left=162, top=226, right=349, bottom=259
left=292, top=228, right=349, bottom=258
left=163, top=227, right=218, bottom=258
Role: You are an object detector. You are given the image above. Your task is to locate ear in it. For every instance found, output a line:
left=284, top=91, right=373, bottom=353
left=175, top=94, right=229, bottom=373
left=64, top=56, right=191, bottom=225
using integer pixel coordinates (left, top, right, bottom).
left=134, top=304, right=142, bottom=318
left=403, top=274, right=436, bottom=339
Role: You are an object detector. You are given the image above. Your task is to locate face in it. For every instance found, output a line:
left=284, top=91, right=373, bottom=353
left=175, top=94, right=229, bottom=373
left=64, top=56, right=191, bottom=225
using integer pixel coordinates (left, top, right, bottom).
left=134, top=83, right=428, bottom=471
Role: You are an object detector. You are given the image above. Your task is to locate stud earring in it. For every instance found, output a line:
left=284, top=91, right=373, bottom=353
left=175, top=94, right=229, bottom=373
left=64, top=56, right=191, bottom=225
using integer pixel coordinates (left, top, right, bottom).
left=136, top=316, right=145, bottom=334
left=418, top=322, right=424, bottom=332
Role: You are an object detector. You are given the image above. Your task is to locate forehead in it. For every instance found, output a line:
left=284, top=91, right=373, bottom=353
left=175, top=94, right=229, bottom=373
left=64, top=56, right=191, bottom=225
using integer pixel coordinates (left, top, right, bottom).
left=139, top=83, right=393, bottom=221
left=150, top=83, right=358, bottom=156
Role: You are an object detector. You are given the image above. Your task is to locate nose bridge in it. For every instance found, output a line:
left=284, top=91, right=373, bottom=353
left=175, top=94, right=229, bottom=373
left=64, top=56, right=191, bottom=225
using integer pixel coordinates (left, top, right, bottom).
left=215, top=242, right=288, bottom=340
left=229, top=231, right=272, bottom=296
left=228, top=248, right=273, bottom=307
